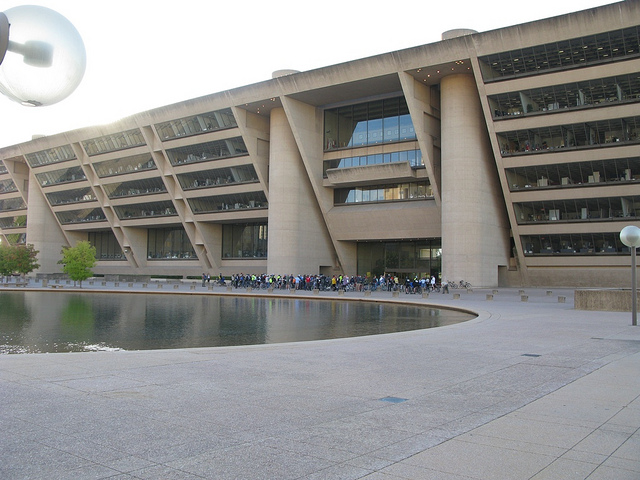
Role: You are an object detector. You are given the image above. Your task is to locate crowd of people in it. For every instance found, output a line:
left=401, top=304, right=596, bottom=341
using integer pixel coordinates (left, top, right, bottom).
left=201, top=272, right=449, bottom=293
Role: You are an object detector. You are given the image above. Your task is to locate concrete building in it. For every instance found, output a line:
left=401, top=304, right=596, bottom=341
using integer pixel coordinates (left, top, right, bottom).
left=0, top=1, right=639, bottom=287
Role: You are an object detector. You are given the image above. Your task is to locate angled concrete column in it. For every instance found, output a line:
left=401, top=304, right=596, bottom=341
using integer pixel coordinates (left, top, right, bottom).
left=26, top=171, right=67, bottom=273
left=267, top=108, right=334, bottom=274
left=440, top=74, right=509, bottom=287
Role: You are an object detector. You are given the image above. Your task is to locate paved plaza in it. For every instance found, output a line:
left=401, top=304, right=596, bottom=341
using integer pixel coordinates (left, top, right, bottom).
left=1, top=284, right=639, bottom=479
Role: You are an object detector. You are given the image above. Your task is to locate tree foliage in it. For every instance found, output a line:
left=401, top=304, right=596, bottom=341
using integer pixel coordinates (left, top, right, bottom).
left=0, top=243, right=40, bottom=284
left=59, top=241, right=97, bottom=287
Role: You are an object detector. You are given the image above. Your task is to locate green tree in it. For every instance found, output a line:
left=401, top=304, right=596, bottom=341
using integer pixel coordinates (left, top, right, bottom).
left=0, top=243, right=39, bottom=284
left=0, top=243, right=14, bottom=281
left=58, top=241, right=97, bottom=288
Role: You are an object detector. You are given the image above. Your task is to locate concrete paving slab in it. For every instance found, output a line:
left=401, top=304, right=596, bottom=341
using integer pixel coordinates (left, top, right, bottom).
left=1, top=286, right=639, bottom=479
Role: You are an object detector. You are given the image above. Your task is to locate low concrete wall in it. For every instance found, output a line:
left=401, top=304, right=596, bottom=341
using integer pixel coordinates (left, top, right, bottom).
left=574, top=289, right=639, bottom=311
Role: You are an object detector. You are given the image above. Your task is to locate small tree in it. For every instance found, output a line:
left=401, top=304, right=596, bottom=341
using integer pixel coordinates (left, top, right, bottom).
left=59, top=241, right=97, bottom=288
left=11, top=244, right=40, bottom=282
left=0, top=243, right=13, bottom=282
left=0, top=243, right=39, bottom=284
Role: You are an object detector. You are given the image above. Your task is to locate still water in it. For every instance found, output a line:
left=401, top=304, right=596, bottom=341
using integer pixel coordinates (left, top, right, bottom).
left=0, top=291, right=475, bottom=354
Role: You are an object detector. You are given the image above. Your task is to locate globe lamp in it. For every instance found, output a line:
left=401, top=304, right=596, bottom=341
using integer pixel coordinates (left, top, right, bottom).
left=0, top=5, right=86, bottom=106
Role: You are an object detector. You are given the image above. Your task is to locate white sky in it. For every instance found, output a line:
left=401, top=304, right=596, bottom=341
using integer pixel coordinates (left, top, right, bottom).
left=0, top=0, right=618, bottom=148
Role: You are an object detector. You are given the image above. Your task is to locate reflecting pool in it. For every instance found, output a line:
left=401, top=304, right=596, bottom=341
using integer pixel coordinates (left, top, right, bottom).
left=0, top=291, right=475, bottom=354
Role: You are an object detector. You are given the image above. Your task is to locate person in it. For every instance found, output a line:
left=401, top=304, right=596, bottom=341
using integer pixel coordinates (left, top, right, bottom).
left=430, top=275, right=436, bottom=292
left=441, top=277, right=449, bottom=294
left=202, top=273, right=207, bottom=287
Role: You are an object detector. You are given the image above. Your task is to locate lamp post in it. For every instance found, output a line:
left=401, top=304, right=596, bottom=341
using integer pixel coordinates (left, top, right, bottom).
left=0, top=5, right=85, bottom=106
left=620, top=225, right=640, bottom=326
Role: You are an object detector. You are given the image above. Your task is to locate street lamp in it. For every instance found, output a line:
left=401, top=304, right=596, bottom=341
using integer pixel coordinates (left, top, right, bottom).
left=0, top=5, right=86, bottom=106
left=620, top=225, right=640, bottom=326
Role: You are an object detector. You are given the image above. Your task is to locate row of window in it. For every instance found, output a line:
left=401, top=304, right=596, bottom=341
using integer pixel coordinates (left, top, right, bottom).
left=103, top=178, right=166, bottom=199
left=521, top=232, right=638, bottom=255
left=490, top=72, right=640, bottom=118
left=514, top=196, right=639, bottom=224
left=0, top=197, right=26, bottom=211
left=324, top=97, right=416, bottom=150
left=334, top=182, right=432, bottom=205
left=479, top=26, right=640, bottom=81
left=499, top=116, right=640, bottom=155
left=155, top=108, right=236, bottom=141
left=90, top=225, right=268, bottom=261
left=0, top=215, right=26, bottom=229
left=82, top=129, right=146, bottom=156
left=115, top=201, right=177, bottom=220
left=177, top=165, right=258, bottom=191
left=506, top=157, right=639, bottom=190
left=167, top=138, right=248, bottom=166
left=36, top=166, right=86, bottom=187
left=323, top=150, right=423, bottom=177
left=187, top=192, right=268, bottom=214
left=46, top=187, right=95, bottom=206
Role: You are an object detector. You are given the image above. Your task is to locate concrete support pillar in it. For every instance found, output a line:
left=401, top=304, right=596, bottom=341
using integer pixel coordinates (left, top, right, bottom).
left=440, top=74, right=509, bottom=287
left=267, top=108, right=333, bottom=274
left=26, top=171, right=67, bottom=273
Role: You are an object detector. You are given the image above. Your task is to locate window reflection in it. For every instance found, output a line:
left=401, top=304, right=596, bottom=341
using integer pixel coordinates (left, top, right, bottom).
left=323, top=150, right=423, bottom=176
left=82, top=129, right=146, bottom=156
left=513, top=196, right=639, bottom=223
left=334, top=182, right=433, bottom=205
left=177, top=164, right=258, bottom=190
left=0, top=215, right=26, bottom=228
left=46, top=187, right=95, bottom=206
left=36, top=166, right=86, bottom=187
left=147, top=228, right=196, bottom=259
left=93, top=154, right=155, bottom=178
left=222, top=223, right=268, bottom=258
left=188, top=192, right=267, bottom=213
left=55, top=208, right=106, bottom=225
left=521, top=232, right=637, bottom=255
left=324, top=97, right=416, bottom=150
left=155, top=108, right=237, bottom=141
left=0, top=180, right=18, bottom=194
left=499, top=116, right=640, bottom=155
left=166, top=137, right=248, bottom=165
left=0, top=198, right=27, bottom=213
left=25, top=145, right=76, bottom=167
left=114, top=201, right=177, bottom=220
left=103, top=178, right=166, bottom=199
left=480, top=26, right=640, bottom=81
left=89, top=231, right=124, bottom=260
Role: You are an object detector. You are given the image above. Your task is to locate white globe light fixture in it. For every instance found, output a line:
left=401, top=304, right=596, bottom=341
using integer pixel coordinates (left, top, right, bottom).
left=620, top=225, right=640, bottom=326
left=0, top=5, right=86, bottom=106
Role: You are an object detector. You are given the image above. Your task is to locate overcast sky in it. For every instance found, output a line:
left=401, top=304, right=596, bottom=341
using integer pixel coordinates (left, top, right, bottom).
left=0, top=0, right=618, bottom=148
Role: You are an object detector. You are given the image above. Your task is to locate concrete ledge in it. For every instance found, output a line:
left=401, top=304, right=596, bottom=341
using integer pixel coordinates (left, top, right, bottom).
left=574, top=288, right=639, bottom=311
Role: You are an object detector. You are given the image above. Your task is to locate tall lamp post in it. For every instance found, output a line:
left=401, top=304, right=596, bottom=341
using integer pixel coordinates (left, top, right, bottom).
left=0, top=5, right=85, bottom=106
left=620, top=225, right=640, bottom=326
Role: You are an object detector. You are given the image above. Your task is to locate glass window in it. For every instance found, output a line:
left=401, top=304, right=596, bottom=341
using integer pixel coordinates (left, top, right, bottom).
left=324, top=97, right=417, bottom=151
left=25, top=145, right=76, bottom=167
left=334, top=182, right=432, bottom=205
left=93, top=154, right=155, bottom=178
left=155, top=108, right=237, bottom=141
left=166, top=137, right=248, bottom=166
left=55, top=208, right=106, bottom=225
left=89, top=231, right=124, bottom=260
left=46, top=187, right=96, bottom=206
left=103, top=178, right=166, bottom=199
left=82, top=129, right=146, bottom=156
left=176, top=164, right=258, bottom=190
left=35, top=166, right=86, bottom=187
left=114, top=201, right=177, bottom=220
left=147, top=228, right=196, bottom=259
left=187, top=192, right=268, bottom=213
left=222, top=223, right=268, bottom=258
